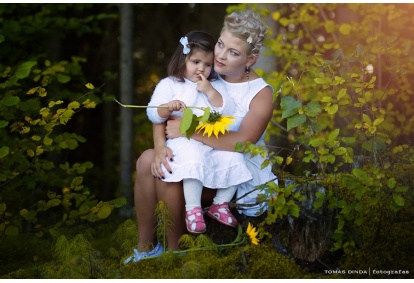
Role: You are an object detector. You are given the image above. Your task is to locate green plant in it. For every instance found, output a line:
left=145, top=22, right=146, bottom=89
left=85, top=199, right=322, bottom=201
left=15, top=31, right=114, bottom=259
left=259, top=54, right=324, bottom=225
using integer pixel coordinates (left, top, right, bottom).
left=226, top=3, right=414, bottom=257
left=0, top=58, right=125, bottom=239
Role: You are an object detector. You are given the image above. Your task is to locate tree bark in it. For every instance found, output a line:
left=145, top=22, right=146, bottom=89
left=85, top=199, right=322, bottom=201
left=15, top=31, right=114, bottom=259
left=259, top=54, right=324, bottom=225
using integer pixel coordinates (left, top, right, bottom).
left=119, top=3, right=134, bottom=218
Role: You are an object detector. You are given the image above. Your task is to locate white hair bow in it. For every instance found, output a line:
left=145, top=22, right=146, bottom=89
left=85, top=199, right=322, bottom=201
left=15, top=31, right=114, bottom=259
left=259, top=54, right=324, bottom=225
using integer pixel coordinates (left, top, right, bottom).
left=180, top=36, right=191, bottom=55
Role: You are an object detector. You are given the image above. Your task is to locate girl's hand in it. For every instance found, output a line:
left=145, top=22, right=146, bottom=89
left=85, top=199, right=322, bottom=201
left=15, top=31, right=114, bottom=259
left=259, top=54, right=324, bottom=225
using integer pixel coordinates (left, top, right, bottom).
left=166, top=100, right=186, bottom=112
left=151, top=145, right=174, bottom=178
left=196, top=74, right=213, bottom=94
left=165, top=116, right=184, bottom=139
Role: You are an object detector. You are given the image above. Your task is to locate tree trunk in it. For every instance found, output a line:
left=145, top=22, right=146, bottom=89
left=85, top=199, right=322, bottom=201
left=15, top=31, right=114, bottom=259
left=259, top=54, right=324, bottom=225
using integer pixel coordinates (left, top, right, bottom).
left=119, top=3, right=134, bottom=218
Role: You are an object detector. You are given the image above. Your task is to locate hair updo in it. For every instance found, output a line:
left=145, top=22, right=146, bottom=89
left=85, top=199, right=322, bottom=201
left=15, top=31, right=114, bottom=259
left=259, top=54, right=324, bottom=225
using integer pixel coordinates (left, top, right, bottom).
left=222, top=9, right=269, bottom=56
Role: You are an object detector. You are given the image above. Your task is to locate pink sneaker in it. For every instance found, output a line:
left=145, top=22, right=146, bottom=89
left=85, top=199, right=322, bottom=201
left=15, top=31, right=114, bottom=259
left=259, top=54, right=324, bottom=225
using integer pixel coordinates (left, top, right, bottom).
left=206, top=202, right=238, bottom=227
left=185, top=207, right=206, bottom=233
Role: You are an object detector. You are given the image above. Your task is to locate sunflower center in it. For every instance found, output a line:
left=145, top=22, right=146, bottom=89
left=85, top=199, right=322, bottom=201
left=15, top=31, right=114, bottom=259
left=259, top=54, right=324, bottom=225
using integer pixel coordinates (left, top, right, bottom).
left=207, top=111, right=222, bottom=123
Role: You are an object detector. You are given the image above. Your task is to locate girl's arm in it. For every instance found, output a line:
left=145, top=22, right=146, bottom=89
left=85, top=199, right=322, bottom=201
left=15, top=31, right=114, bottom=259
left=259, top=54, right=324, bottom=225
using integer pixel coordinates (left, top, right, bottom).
left=197, top=74, right=223, bottom=107
left=166, top=86, right=274, bottom=152
left=157, top=100, right=186, bottom=119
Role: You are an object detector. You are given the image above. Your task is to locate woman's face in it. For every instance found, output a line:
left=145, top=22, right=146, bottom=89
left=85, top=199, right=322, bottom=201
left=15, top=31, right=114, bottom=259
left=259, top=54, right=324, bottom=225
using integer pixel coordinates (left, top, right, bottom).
left=214, top=29, right=250, bottom=81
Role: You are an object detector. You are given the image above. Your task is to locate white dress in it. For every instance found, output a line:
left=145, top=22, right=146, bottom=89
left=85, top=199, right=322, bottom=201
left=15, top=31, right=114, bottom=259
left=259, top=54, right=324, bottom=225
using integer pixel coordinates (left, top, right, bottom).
left=214, top=75, right=278, bottom=217
left=146, top=76, right=253, bottom=189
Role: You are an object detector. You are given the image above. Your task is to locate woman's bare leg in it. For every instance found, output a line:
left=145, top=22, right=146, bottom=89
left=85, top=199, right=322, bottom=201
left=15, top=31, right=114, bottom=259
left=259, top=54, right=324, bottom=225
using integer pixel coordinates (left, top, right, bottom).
left=135, top=149, right=158, bottom=252
left=155, top=179, right=186, bottom=250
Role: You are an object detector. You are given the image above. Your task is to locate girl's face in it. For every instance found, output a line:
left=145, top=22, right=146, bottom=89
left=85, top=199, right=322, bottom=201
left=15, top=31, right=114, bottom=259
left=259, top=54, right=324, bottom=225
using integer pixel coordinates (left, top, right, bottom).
left=184, top=49, right=214, bottom=83
left=214, top=29, right=251, bottom=81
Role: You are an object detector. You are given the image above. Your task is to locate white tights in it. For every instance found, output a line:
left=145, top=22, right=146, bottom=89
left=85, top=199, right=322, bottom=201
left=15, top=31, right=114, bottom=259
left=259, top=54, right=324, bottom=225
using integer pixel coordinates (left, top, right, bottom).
left=183, top=179, right=237, bottom=211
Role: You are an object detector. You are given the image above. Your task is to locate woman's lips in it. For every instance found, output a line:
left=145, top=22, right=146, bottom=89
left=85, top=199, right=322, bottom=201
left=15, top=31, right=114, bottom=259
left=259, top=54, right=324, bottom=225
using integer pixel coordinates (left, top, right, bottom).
left=215, top=60, right=225, bottom=67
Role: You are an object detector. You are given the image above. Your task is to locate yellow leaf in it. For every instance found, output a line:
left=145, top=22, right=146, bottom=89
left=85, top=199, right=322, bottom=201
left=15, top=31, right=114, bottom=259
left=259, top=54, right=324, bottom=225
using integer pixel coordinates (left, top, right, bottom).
left=27, top=149, right=35, bottom=157
left=43, top=136, right=53, bottom=146
left=339, top=23, right=351, bottom=35
left=36, top=147, right=44, bottom=156
left=82, top=99, right=96, bottom=109
left=324, top=20, right=336, bottom=33
left=286, top=156, right=293, bottom=165
left=26, top=87, right=39, bottom=95
left=85, top=83, right=95, bottom=89
left=272, top=11, right=281, bottom=21
left=68, top=101, right=80, bottom=110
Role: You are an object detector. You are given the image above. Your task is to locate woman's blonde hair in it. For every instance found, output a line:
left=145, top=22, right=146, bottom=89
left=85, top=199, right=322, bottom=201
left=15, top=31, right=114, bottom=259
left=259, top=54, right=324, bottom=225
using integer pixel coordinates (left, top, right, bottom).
left=222, top=9, right=268, bottom=56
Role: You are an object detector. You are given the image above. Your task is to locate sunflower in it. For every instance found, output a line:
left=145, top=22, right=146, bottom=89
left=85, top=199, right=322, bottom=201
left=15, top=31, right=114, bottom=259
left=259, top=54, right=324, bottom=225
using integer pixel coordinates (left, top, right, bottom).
left=195, top=111, right=235, bottom=138
left=246, top=222, right=260, bottom=245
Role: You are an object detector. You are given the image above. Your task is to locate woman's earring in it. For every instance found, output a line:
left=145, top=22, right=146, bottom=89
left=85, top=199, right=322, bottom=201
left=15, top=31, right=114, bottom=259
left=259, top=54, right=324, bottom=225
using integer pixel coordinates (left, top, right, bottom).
left=245, top=66, right=250, bottom=81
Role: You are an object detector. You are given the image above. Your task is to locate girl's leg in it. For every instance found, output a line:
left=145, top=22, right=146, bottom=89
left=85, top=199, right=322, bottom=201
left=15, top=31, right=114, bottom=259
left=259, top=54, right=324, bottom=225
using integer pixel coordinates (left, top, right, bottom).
left=134, top=149, right=159, bottom=252
left=183, top=179, right=205, bottom=233
left=207, top=186, right=239, bottom=227
left=212, top=186, right=237, bottom=205
left=183, top=179, right=203, bottom=211
left=155, top=179, right=186, bottom=250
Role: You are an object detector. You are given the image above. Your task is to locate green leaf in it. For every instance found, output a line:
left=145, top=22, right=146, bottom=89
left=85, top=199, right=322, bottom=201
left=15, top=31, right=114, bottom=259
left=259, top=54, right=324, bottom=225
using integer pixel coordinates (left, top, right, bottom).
left=2, top=96, right=20, bottom=106
left=387, top=178, right=396, bottom=189
left=235, top=142, right=244, bottom=152
left=352, top=168, right=369, bottom=181
left=15, top=61, right=37, bottom=79
left=185, top=114, right=199, bottom=139
left=97, top=205, right=112, bottom=219
left=333, top=147, right=347, bottom=155
left=112, top=197, right=127, bottom=208
left=314, top=77, right=330, bottom=84
left=305, top=101, right=321, bottom=117
left=281, top=96, right=302, bottom=119
left=43, top=136, right=53, bottom=146
left=393, top=194, right=404, bottom=207
left=57, top=74, right=71, bottom=83
left=325, top=104, right=338, bottom=114
left=179, top=108, right=193, bottom=134
left=0, top=146, right=9, bottom=159
left=289, top=205, right=300, bottom=218
left=337, top=88, right=347, bottom=100
left=5, top=225, right=19, bottom=237
left=0, top=120, right=8, bottom=128
left=47, top=199, right=61, bottom=207
left=200, top=107, right=210, bottom=123
left=309, top=138, right=325, bottom=147
left=287, top=113, right=306, bottom=131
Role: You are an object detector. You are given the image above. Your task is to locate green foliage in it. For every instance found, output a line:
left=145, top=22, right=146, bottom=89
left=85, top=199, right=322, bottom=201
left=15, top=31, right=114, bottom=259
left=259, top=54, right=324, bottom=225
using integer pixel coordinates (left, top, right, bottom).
left=154, top=201, right=174, bottom=249
left=0, top=56, right=124, bottom=239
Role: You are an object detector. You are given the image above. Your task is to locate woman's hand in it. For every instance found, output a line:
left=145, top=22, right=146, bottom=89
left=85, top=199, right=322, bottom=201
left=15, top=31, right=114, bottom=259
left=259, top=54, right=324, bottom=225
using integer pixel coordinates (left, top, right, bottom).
left=165, top=116, right=184, bottom=139
left=151, top=145, right=173, bottom=178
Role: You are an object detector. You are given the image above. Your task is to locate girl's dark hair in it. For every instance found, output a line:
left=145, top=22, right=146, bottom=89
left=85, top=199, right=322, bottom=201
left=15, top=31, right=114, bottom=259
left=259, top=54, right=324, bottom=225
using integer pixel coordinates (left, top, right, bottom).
left=168, top=30, right=217, bottom=82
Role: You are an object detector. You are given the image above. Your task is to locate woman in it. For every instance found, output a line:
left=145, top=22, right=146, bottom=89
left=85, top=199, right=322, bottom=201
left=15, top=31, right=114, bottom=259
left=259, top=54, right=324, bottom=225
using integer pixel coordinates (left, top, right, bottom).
left=124, top=9, right=276, bottom=264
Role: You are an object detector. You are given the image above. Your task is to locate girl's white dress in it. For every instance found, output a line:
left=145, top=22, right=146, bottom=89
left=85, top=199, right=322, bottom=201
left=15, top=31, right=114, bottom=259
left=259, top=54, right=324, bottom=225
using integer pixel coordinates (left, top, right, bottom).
left=146, top=77, right=253, bottom=189
left=213, top=75, right=278, bottom=217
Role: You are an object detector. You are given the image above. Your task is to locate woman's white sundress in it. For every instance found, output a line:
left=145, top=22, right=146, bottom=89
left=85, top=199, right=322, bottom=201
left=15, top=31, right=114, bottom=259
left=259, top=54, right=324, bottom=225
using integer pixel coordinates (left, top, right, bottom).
left=215, top=75, right=278, bottom=217
left=146, top=76, right=253, bottom=189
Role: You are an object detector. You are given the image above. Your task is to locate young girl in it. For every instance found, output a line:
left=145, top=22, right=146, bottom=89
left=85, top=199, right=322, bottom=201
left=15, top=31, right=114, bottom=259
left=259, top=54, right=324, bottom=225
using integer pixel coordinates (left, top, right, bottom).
left=146, top=31, right=252, bottom=235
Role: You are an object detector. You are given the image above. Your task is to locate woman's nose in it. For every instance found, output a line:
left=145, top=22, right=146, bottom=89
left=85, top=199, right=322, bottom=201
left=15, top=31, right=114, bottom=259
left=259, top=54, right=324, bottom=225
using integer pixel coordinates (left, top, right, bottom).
left=216, top=49, right=225, bottom=60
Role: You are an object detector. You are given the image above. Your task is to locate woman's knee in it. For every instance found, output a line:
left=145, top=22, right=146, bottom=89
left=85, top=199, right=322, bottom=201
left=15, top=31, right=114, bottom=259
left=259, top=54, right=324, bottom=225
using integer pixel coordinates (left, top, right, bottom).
left=136, top=149, right=154, bottom=172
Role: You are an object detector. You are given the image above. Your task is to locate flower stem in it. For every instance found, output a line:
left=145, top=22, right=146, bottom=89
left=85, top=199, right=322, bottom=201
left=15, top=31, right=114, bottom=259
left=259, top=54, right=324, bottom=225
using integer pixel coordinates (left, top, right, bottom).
left=114, top=98, right=205, bottom=111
